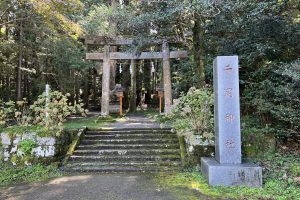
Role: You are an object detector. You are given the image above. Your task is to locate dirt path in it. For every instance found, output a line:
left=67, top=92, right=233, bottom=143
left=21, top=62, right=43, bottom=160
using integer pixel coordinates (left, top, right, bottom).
left=0, top=173, right=215, bottom=200
left=104, top=113, right=166, bottom=129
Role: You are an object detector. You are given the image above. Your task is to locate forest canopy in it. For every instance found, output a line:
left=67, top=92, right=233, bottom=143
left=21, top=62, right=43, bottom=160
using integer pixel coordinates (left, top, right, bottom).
left=0, top=0, right=299, bottom=142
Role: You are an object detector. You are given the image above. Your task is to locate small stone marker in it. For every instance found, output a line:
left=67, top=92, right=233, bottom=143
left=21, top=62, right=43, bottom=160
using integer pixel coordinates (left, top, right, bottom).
left=201, top=56, right=262, bottom=187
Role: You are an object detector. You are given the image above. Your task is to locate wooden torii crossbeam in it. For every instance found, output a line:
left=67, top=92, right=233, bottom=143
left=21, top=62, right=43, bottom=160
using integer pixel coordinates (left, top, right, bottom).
left=86, top=51, right=188, bottom=60
left=85, top=36, right=183, bottom=46
left=86, top=39, right=188, bottom=115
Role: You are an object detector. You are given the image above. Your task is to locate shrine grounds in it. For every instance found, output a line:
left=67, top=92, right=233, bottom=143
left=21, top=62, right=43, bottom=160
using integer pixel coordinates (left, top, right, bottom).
left=0, top=114, right=299, bottom=200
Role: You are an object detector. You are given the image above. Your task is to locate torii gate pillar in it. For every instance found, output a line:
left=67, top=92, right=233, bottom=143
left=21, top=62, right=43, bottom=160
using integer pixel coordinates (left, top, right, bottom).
left=162, top=41, right=172, bottom=114
left=101, top=45, right=111, bottom=116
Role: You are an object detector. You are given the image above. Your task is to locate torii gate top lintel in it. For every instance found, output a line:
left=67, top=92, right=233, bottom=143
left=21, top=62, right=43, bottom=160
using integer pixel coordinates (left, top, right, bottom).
left=85, top=36, right=184, bottom=46
left=85, top=36, right=188, bottom=61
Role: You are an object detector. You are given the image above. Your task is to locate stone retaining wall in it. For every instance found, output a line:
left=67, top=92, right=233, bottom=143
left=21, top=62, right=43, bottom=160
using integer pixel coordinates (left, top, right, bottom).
left=0, top=130, right=79, bottom=162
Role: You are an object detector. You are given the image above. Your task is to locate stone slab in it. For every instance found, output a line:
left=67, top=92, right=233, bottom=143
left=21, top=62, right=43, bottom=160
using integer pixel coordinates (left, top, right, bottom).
left=13, top=135, right=21, bottom=145
left=1, top=133, right=11, bottom=145
left=201, top=157, right=262, bottom=187
left=37, top=136, right=56, bottom=146
left=32, top=146, right=56, bottom=157
left=213, top=56, right=241, bottom=164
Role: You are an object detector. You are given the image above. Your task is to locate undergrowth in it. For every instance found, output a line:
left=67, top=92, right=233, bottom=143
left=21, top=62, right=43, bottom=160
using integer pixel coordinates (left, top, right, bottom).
left=156, top=151, right=300, bottom=200
left=0, top=163, right=63, bottom=186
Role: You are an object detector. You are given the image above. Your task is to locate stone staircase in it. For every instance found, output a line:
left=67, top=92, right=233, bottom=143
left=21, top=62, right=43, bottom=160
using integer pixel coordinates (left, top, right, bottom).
left=64, top=128, right=182, bottom=173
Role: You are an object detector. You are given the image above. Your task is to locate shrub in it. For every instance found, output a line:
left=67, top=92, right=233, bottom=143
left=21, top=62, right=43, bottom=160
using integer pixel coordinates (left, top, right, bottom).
left=30, top=91, right=86, bottom=132
left=248, top=59, right=300, bottom=141
left=15, top=99, right=32, bottom=126
left=0, top=99, right=32, bottom=127
left=167, top=86, right=214, bottom=143
left=0, top=91, right=86, bottom=135
left=0, top=100, right=15, bottom=127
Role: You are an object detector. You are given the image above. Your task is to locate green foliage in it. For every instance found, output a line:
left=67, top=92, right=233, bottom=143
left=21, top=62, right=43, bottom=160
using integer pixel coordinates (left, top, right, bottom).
left=0, top=0, right=299, bottom=144
left=64, top=115, right=117, bottom=130
left=204, top=0, right=300, bottom=141
left=0, top=99, right=33, bottom=127
left=166, top=87, right=214, bottom=142
left=28, top=0, right=83, bottom=37
left=290, top=163, right=300, bottom=177
left=30, top=91, right=86, bottom=132
left=0, top=0, right=89, bottom=103
left=80, top=5, right=116, bottom=36
left=14, top=99, right=33, bottom=126
left=0, top=125, right=52, bottom=138
left=0, top=100, right=14, bottom=127
left=18, top=139, right=36, bottom=156
left=0, top=90, right=86, bottom=135
left=157, top=152, right=300, bottom=200
left=241, top=116, right=277, bottom=158
left=0, top=163, right=62, bottom=186
left=246, top=60, right=300, bottom=140
left=10, top=155, right=18, bottom=166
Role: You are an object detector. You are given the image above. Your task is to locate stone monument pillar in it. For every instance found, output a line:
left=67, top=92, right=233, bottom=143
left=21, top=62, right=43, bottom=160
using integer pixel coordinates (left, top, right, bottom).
left=201, top=56, right=262, bottom=187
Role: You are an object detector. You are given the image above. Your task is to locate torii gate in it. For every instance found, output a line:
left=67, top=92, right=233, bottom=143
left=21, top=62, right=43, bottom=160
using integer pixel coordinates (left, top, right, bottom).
left=85, top=37, right=188, bottom=115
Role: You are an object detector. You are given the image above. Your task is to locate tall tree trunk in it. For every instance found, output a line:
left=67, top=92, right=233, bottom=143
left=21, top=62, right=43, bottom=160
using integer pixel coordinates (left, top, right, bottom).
left=75, top=71, right=80, bottom=104
left=192, top=15, right=205, bottom=88
left=0, top=74, right=3, bottom=101
left=16, top=15, right=23, bottom=101
left=6, top=76, right=10, bottom=101
left=83, top=70, right=89, bottom=108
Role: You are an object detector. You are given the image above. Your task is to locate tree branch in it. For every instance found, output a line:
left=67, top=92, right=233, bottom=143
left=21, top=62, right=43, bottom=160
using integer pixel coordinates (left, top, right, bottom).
left=0, top=5, right=13, bottom=20
left=0, top=17, right=30, bottom=26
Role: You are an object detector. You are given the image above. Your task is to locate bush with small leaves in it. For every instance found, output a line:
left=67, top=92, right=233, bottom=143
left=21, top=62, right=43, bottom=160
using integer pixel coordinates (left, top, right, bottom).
left=30, top=91, right=86, bottom=133
left=166, top=86, right=214, bottom=143
left=0, top=101, right=13, bottom=127
left=0, top=99, right=32, bottom=127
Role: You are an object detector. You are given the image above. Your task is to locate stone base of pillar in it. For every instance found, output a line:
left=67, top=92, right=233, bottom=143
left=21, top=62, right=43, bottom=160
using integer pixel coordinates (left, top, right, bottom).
left=201, top=157, right=262, bottom=187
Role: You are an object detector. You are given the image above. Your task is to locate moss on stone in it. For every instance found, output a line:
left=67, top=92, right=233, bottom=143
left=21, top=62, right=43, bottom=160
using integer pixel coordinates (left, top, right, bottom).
left=0, top=125, right=59, bottom=138
left=154, top=172, right=228, bottom=200
left=178, top=136, right=187, bottom=165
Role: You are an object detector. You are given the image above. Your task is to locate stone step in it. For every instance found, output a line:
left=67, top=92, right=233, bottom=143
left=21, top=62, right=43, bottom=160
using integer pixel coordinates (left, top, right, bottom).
left=66, top=161, right=181, bottom=168
left=88, top=128, right=172, bottom=131
left=64, top=127, right=181, bottom=173
left=84, top=133, right=178, bottom=140
left=86, top=129, right=173, bottom=135
left=70, top=155, right=181, bottom=162
left=76, top=143, right=180, bottom=150
left=62, top=166, right=179, bottom=173
left=73, top=149, right=180, bottom=156
left=80, top=138, right=178, bottom=145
